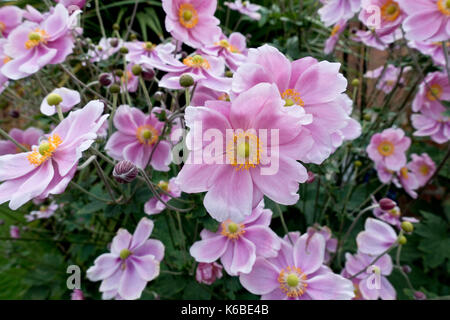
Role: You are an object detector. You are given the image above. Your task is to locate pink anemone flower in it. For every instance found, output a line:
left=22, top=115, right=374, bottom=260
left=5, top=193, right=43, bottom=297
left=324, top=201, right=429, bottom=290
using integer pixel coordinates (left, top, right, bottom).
left=1, top=4, right=74, bottom=80
left=105, top=105, right=172, bottom=171
left=398, top=0, right=450, bottom=42
left=411, top=106, right=450, bottom=144
left=55, top=0, right=86, bottom=9
left=88, top=37, right=123, bottom=63
left=224, top=1, right=262, bottom=20
left=407, top=153, right=436, bottom=187
left=40, top=87, right=81, bottom=116
left=239, top=232, right=355, bottom=300
left=0, top=127, right=43, bottom=156
left=408, top=40, right=449, bottom=66
left=87, top=218, right=164, bottom=300
left=364, top=64, right=410, bottom=94
left=324, top=20, right=347, bottom=55
left=196, top=262, right=223, bottom=285
left=366, top=128, right=411, bottom=171
left=162, top=0, right=221, bottom=48
left=372, top=200, right=419, bottom=228
left=0, top=5, right=23, bottom=37
left=232, top=44, right=360, bottom=164
left=190, top=202, right=281, bottom=275
left=0, top=101, right=108, bottom=210
left=144, top=178, right=182, bottom=215
left=344, top=251, right=396, bottom=300
left=353, top=27, right=402, bottom=50
left=319, top=0, right=361, bottom=27
left=191, top=84, right=230, bottom=106
left=126, top=41, right=179, bottom=71
left=356, top=218, right=398, bottom=255
left=359, top=0, right=405, bottom=30
left=176, top=83, right=313, bottom=222
left=412, top=71, right=450, bottom=113
left=307, top=225, right=338, bottom=264
left=25, top=201, right=58, bottom=221
left=395, top=166, right=419, bottom=198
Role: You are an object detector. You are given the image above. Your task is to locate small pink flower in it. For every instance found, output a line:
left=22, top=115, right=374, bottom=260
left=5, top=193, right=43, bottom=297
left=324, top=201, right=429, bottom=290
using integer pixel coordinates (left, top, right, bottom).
left=356, top=218, right=398, bottom=255
left=308, top=225, right=338, bottom=264
left=55, top=0, right=86, bottom=9
left=26, top=201, right=58, bottom=222
left=162, top=0, right=221, bottom=48
left=127, top=41, right=179, bottom=70
left=319, top=0, right=361, bottom=27
left=398, top=0, right=450, bottom=42
left=366, top=128, right=411, bottom=171
left=412, top=71, right=450, bottom=113
left=88, top=37, right=123, bottom=63
left=344, top=251, right=396, bottom=300
left=352, top=28, right=402, bottom=50
left=10, top=225, right=20, bottom=239
left=71, top=289, right=84, bottom=300
left=408, top=40, right=449, bottom=66
left=1, top=4, right=74, bottom=80
left=87, top=218, right=164, bottom=300
left=372, top=199, right=419, bottom=228
left=412, top=106, right=450, bottom=144
left=324, top=20, right=347, bottom=55
left=105, top=105, right=172, bottom=171
left=0, top=101, right=108, bottom=210
left=395, top=166, right=419, bottom=198
left=0, top=6, right=23, bottom=37
left=190, top=203, right=281, bottom=275
left=364, top=65, right=410, bottom=94
left=191, top=84, right=230, bottom=106
left=0, top=127, right=43, bottom=156
left=240, top=232, right=355, bottom=300
left=40, top=87, right=81, bottom=116
left=144, top=178, right=182, bottom=215
left=195, top=262, right=223, bottom=285
left=224, top=1, right=262, bottom=21
left=200, top=32, right=248, bottom=71
left=407, top=153, right=436, bottom=187
left=359, top=0, right=405, bottom=30
left=375, top=162, right=395, bottom=184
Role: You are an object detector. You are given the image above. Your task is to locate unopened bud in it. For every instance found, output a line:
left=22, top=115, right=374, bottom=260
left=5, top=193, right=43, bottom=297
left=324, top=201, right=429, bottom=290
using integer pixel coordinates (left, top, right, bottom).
left=113, top=160, right=138, bottom=184
left=401, top=221, right=414, bottom=233
left=119, top=46, right=129, bottom=54
left=99, top=73, right=112, bottom=87
left=114, top=69, right=124, bottom=77
left=9, top=110, right=20, bottom=118
left=109, top=84, right=121, bottom=94
left=131, top=64, right=142, bottom=76
left=413, top=291, right=426, bottom=300
left=142, top=69, right=155, bottom=81
left=398, top=235, right=407, bottom=245
left=154, top=91, right=164, bottom=101
left=351, top=79, right=360, bottom=87
left=354, top=160, right=362, bottom=167
left=402, top=265, right=412, bottom=273
left=129, top=34, right=137, bottom=41
left=306, top=171, right=315, bottom=183
left=379, top=198, right=396, bottom=211
left=225, top=70, right=233, bottom=78
left=109, top=38, right=119, bottom=48
left=47, top=93, right=63, bottom=106
left=179, top=74, right=194, bottom=87
left=112, top=24, right=120, bottom=31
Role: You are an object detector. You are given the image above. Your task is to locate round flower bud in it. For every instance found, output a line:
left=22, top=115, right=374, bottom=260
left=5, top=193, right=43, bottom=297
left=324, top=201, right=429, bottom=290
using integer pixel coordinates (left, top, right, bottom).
left=113, top=160, right=138, bottom=184
left=379, top=198, right=396, bottom=211
left=413, top=291, right=426, bottom=300
left=114, top=69, right=124, bottom=77
left=109, top=84, right=121, bottom=94
left=131, top=64, right=142, bottom=76
left=99, top=73, right=112, bottom=87
left=363, top=113, right=372, bottom=121
left=225, top=70, right=233, bottom=78
left=9, top=110, right=20, bottom=118
left=119, top=46, right=129, bottom=54
left=46, top=93, right=63, bottom=106
left=112, top=23, right=120, bottom=31
left=109, top=38, right=119, bottom=48
left=398, top=235, right=407, bottom=245
left=179, top=74, right=194, bottom=87
left=154, top=91, right=164, bottom=101
left=142, top=69, right=155, bottom=81
left=130, top=34, right=137, bottom=41
left=306, top=171, right=315, bottom=184
left=402, top=265, right=412, bottom=273
left=354, top=160, right=362, bottom=167
left=351, top=79, right=360, bottom=87
left=401, top=221, right=414, bottom=233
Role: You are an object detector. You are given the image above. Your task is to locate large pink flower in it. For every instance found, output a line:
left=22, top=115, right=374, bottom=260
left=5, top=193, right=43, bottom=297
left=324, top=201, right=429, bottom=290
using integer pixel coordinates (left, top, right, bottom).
left=356, top=218, right=398, bottom=255
left=87, top=218, right=164, bottom=300
left=162, top=0, right=221, bottom=48
left=0, top=5, right=23, bottom=37
left=0, top=127, right=43, bottom=156
left=190, top=203, right=281, bottom=275
left=232, top=45, right=359, bottom=164
left=105, top=105, right=172, bottom=171
left=0, top=101, right=108, bottom=210
left=398, top=0, right=450, bottom=42
left=319, top=0, right=361, bottom=27
left=1, top=4, right=74, bottom=80
left=366, top=128, right=411, bottom=171
left=177, top=83, right=313, bottom=222
left=344, top=251, right=396, bottom=300
left=240, top=232, right=355, bottom=300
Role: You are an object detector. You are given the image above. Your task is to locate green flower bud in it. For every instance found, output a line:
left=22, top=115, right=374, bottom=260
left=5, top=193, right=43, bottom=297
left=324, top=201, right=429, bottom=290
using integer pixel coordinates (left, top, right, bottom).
left=351, top=79, right=360, bottom=87
left=46, top=93, right=63, bottom=106
left=112, top=23, right=120, bottom=31
left=179, top=74, right=194, bottom=87
left=398, top=235, right=407, bottom=245
left=119, top=46, right=129, bottom=54
left=109, top=84, right=121, bottom=94
left=401, top=221, right=414, bottom=233
left=131, top=64, right=142, bottom=76
left=354, top=160, right=362, bottom=167
left=225, top=70, right=233, bottom=78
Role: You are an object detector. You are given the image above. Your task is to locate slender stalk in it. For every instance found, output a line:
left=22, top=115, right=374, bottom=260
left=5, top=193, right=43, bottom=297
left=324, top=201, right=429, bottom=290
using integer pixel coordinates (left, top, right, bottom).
left=0, top=127, right=28, bottom=152
left=275, top=203, right=293, bottom=245
left=69, top=181, right=111, bottom=203
left=442, top=42, right=450, bottom=84
left=140, top=77, right=153, bottom=112
left=349, top=244, right=397, bottom=280
left=56, top=104, right=64, bottom=122
left=95, top=0, right=106, bottom=39
left=92, top=158, right=117, bottom=203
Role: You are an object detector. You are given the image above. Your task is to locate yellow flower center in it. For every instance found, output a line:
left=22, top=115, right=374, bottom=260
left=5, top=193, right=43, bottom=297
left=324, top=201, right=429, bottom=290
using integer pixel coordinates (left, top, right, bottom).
left=27, top=134, right=62, bottom=167
left=388, top=208, right=401, bottom=217
left=119, top=248, right=132, bottom=260
left=136, top=125, right=158, bottom=145
left=438, top=0, right=450, bottom=16
left=121, top=71, right=133, bottom=84
left=281, top=89, right=305, bottom=107
left=179, top=3, right=199, bottom=29
left=3, top=56, right=11, bottom=65
left=218, top=93, right=230, bottom=101
left=221, top=220, right=245, bottom=239
left=226, top=131, right=262, bottom=171
left=183, top=54, right=210, bottom=69
left=40, top=205, right=48, bottom=212
left=377, top=141, right=395, bottom=156
left=400, top=167, right=409, bottom=179
left=278, top=266, right=308, bottom=298
left=143, top=42, right=156, bottom=51
left=0, top=22, right=5, bottom=34
left=419, top=165, right=430, bottom=176
left=215, top=39, right=241, bottom=53
left=381, top=0, right=401, bottom=21
left=157, top=181, right=170, bottom=192
left=25, top=29, right=49, bottom=50
left=426, top=84, right=443, bottom=101
left=331, top=25, right=340, bottom=37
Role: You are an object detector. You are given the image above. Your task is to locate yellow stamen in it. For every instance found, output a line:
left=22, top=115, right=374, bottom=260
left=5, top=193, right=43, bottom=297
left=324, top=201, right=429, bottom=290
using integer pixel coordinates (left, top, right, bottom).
left=426, top=84, right=443, bottom=101
left=218, top=93, right=230, bottom=101
left=221, top=220, right=245, bottom=240
left=183, top=54, right=210, bottom=69
left=400, top=167, right=409, bottom=179
left=278, top=266, right=308, bottom=298
left=281, top=89, right=305, bottom=107
left=419, top=165, right=429, bottom=176
left=25, top=29, right=49, bottom=50
left=157, top=181, right=170, bottom=192
left=331, top=25, right=340, bottom=37
left=3, top=56, right=11, bottom=65
left=136, top=125, right=159, bottom=145
left=27, top=134, right=62, bottom=167
left=381, top=0, right=401, bottom=21
left=377, top=141, right=395, bottom=156
left=214, top=39, right=241, bottom=53
left=0, top=22, right=5, bottom=34
left=226, top=132, right=262, bottom=171
left=179, top=3, right=199, bottom=29
left=437, top=0, right=450, bottom=16
left=143, top=42, right=156, bottom=51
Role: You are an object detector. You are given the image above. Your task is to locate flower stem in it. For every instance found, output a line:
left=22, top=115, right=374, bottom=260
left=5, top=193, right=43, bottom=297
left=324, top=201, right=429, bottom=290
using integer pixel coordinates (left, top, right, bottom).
left=56, top=104, right=64, bottom=122
left=0, top=127, right=28, bottom=152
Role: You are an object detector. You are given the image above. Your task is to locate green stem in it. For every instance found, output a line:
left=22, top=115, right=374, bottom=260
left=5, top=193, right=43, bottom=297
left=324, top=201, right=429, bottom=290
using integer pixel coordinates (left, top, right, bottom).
left=0, top=127, right=28, bottom=152
left=95, top=0, right=106, bottom=39
left=56, top=104, right=64, bottom=122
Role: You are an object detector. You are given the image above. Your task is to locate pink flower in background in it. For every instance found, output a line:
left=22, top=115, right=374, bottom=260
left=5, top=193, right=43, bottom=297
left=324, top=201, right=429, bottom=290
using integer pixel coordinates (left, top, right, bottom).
left=127, top=41, right=179, bottom=71
left=23, top=5, right=46, bottom=23
left=372, top=199, right=419, bottom=228
left=0, top=101, right=108, bottom=210
left=364, top=64, right=410, bottom=94
left=1, top=4, right=74, bottom=80
left=408, top=153, right=436, bottom=187
left=319, top=0, right=361, bottom=27
left=40, top=87, right=81, bottom=116
left=307, top=225, right=338, bottom=264
left=224, top=1, right=262, bottom=21
left=196, top=262, right=223, bottom=285
left=0, top=127, right=43, bottom=156
left=0, top=6, right=23, bottom=37
left=190, top=203, right=281, bottom=275
left=324, top=20, right=347, bottom=54
left=412, top=106, right=450, bottom=144
left=240, top=232, right=355, bottom=300
left=353, top=28, right=402, bottom=50
left=232, top=45, right=358, bottom=164
left=87, top=218, right=164, bottom=300
left=344, top=251, right=396, bottom=300
left=359, top=0, right=405, bottom=30
left=177, top=83, right=313, bottom=222
left=200, top=32, right=248, bottom=71
left=366, top=128, right=411, bottom=171
left=398, top=0, right=450, bottom=42
left=408, top=41, right=449, bottom=66
left=330, top=94, right=362, bottom=150
left=144, top=178, right=182, bottom=215
left=88, top=37, right=123, bottom=63
left=191, top=84, right=230, bottom=106
left=375, top=162, right=395, bottom=184
left=158, top=53, right=231, bottom=91
left=71, top=289, right=84, bottom=300
left=10, top=226, right=20, bottom=239
left=395, top=166, right=419, bottom=198
left=356, top=218, right=398, bottom=255
left=412, top=71, right=450, bottom=113
left=25, top=201, right=58, bottom=221
left=55, top=0, right=86, bottom=9
left=162, top=0, right=221, bottom=48
left=105, top=105, right=172, bottom=171
left=0, top=39, right=10, bottom=92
